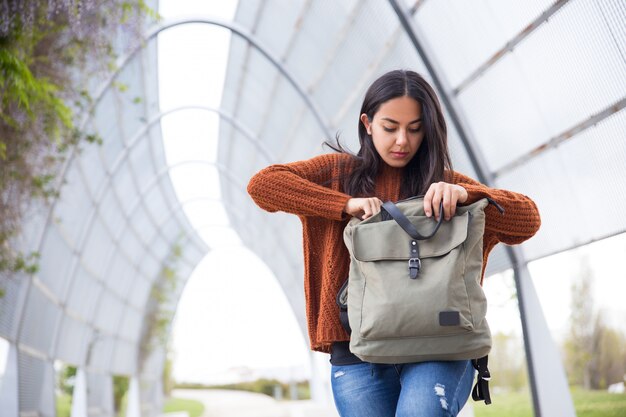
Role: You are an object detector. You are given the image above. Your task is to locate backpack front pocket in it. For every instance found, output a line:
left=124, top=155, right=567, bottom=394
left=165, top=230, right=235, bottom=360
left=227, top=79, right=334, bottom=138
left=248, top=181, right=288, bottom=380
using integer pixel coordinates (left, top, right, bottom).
left=350, top=213, right=474, bottom=340
left=357, top=243, right=474, bottom=339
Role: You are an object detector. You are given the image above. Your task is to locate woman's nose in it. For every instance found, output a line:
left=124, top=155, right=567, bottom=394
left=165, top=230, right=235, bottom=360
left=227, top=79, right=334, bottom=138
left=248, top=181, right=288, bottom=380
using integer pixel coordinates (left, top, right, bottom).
left=395, top=130, right=408, bottom=145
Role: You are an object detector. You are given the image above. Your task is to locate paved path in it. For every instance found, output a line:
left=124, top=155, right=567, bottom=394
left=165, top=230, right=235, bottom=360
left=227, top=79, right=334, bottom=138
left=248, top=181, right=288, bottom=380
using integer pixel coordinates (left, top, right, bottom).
left=171, top=388, right=474, bottom=417
left=172, top=389, right=339, bottom=417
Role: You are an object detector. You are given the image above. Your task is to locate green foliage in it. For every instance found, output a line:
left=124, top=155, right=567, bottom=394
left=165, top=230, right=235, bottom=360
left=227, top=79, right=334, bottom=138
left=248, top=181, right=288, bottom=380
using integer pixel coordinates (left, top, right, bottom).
left=571, top=388, right=626, bottom=417
left=0, top=47, right=72, bottom=133
left=138, top=241, right=184, bottom=370
left=55, top=393, right=72, bottom=417
left=0, top=251, right=40, bottom=275
left=562, top=256, right=626, bottom=389
left=474, top=388, right=626, bottom=417
left=474, top=389, right=533, bottom=417
left=58, top=365, right=77, bottom=396
left=112, top=80, right=129, bottom=92
left=563, top=257, right=595, bottom=387
left=113, top=375, right=129, bottom=415
left=162, top=354, right=175, bottom=396
left=588, top=316, right=626, bottom=389
left=162, top=397, right=205, bottom=417
left=0, top=1, right=158, bottom=281
left=489, top=331, right=528, bottom=392
left=55, top=363, right=75, bottom=417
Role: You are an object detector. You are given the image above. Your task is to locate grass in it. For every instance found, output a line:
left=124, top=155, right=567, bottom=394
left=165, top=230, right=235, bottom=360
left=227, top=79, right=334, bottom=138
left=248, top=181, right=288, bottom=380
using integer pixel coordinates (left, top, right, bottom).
left=59, top=387, right=625, bottom=417
left=163, top=397, right=205, bottom=417
left=59, top=394, right=204, bottom=417
left=56, top=394, right=71, bottom=417
left=473, top=387, right=626, bottom=417
left=572, top=387, right=626, bottom=417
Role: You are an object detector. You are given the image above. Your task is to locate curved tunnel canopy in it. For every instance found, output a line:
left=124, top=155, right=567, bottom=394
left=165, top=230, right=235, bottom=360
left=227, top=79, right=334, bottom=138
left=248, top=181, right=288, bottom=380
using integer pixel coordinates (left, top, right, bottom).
left=221, top=0, right=626, bottom=345
left=0, top=0, right=625, bottom=416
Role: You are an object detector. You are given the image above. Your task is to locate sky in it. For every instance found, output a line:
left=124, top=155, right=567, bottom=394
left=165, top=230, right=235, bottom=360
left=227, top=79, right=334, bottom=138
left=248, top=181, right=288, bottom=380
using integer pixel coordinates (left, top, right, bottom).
left=0, top=0, right=624, bottom=387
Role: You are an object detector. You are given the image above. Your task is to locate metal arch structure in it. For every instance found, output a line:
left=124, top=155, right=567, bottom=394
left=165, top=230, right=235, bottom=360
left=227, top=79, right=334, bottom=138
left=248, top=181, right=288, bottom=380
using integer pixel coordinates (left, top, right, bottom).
left=1, top=12, right=341, bottom=416
left=133, top=16, right=335, bottom=140
left=2, top=2, right=625, bottom=416
left=387, top=1, right=575, bottom=415
left=1, top=107, right=305, bottom=417
left=24, top=13, right=329, bottom=310
left=18, top=12, right=335, bottom=331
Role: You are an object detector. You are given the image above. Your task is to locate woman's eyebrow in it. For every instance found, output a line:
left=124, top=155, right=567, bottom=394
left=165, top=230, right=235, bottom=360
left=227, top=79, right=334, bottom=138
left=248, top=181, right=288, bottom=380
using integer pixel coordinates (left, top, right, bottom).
left=381, top=117, right=422, bottom=124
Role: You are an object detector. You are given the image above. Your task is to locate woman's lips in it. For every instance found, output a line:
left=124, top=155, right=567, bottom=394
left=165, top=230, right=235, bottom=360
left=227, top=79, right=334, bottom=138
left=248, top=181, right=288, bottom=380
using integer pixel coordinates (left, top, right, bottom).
left=390, top=152, right=409, bottom=158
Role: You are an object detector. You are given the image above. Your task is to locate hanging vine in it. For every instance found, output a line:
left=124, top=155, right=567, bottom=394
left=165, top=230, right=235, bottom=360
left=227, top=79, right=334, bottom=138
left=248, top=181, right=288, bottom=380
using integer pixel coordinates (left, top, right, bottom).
left=138, top=240, right=184, bottom=372
left=0, top=1, right=160, bottom=283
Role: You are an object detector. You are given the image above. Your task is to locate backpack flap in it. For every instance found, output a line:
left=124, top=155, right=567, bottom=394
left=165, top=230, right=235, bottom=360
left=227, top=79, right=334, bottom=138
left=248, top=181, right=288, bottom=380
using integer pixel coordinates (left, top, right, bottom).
left=351, top=211, right=470, bottom=265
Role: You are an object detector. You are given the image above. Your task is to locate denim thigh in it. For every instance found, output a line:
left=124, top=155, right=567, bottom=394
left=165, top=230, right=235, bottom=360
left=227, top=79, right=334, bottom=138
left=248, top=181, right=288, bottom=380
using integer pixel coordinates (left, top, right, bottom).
left=330, top=360, right=474, bottom=417
left=330, top=363, right=400, bottom=417
left=396, top=360, right=475, bottom=417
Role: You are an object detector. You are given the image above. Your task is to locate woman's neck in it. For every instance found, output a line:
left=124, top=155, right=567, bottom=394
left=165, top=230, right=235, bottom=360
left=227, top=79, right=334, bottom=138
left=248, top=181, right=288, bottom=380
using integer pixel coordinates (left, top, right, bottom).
left=378, top=162, right=405, bottom=178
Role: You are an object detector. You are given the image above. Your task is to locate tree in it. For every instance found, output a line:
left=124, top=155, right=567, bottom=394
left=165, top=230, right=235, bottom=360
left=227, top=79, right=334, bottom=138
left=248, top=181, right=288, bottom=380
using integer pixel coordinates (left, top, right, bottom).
left=489, top=331, right=528, bottom=391
left=562, top=255, right=626, bottom=389
left=589, top=313, right=626, bottom=389
left=563, top=256, right=595, bottom=388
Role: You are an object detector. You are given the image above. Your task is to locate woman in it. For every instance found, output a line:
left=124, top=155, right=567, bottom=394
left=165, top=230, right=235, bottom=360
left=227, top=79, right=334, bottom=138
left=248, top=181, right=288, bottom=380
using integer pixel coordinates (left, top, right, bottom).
left=247, top=69, right=540, bottom=416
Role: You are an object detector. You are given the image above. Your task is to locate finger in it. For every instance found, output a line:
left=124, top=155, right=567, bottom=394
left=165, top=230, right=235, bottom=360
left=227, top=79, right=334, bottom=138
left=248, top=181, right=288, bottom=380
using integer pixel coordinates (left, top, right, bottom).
left=432, top=185, right=443, bottom=221
left=361, top=207, right=371, bottom=220
left=365, top=198, right=376, bottom=217
left=423, top=185, right=435, bottom=217
left=376, top=198, right=383, bottom=213
left=374, top=198, right=383, bottom=215
left=363, top=201, right=372, bottom=219
left=450, top=191, right=459, bottom=218
left=442, top=187, right=452, bottom=221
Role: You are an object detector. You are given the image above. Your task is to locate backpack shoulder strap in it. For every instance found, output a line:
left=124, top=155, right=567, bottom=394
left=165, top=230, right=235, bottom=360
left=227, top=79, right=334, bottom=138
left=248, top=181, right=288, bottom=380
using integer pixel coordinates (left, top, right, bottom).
left=472, top=356, right=492, bottom=405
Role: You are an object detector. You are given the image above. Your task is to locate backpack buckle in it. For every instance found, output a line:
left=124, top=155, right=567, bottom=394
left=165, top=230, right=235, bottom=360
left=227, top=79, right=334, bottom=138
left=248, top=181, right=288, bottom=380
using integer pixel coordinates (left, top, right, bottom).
left=408, top=258, right=421, bottom=279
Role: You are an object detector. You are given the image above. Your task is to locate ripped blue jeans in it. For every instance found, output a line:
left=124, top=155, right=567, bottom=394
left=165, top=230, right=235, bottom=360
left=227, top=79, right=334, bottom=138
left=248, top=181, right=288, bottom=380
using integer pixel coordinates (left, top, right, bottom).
left=330, top=360, right=474, bottom=417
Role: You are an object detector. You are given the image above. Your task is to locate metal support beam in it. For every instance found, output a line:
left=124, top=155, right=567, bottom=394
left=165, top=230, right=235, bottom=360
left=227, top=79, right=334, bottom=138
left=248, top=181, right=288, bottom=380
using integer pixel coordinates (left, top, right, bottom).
left=512, top=249, right=576, bottom=417
left=70, top=368, right=88, bottom=417
left=387, top=1, right=575, bottom=415
left=126, top=377, right=141, bottom=417
left=0, top=343, right=18, bottom=416
left=493, top=97, right=626, bottom=178
left=453, top=0, right=570, bottom=96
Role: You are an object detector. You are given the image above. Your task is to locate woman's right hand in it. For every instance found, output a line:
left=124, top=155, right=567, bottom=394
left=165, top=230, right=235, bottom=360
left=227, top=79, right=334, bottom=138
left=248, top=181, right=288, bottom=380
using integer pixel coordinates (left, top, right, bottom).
left=343, top=197, right=383, bottom=220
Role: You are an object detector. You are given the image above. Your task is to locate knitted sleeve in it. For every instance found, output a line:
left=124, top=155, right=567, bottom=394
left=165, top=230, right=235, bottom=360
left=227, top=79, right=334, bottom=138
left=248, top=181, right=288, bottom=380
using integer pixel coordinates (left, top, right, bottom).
left=247, top=153, right=353, bottom=220
left=452, top=171, right=541, bottom=245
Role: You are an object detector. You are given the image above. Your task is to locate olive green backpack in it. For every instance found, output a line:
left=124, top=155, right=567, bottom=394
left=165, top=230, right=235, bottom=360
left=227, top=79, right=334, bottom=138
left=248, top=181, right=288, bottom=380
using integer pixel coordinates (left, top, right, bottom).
left=338, top=196, right=504, bottom=404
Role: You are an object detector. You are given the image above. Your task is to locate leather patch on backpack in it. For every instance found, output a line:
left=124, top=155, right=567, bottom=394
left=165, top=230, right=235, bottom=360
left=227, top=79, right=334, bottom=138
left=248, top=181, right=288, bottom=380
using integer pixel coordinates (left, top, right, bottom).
left=439, top=311, right=461, bottom=326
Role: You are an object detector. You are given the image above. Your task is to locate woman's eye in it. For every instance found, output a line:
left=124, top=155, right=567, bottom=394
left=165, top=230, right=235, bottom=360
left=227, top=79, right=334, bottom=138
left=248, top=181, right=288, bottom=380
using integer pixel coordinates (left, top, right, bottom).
left=382, top=126, right=421, bottom=133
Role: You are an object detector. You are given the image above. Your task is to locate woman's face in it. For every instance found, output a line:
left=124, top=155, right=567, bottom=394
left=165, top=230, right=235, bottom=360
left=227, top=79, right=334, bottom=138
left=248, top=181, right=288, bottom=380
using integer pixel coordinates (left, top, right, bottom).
left=361, top=96, right=424, bottom=168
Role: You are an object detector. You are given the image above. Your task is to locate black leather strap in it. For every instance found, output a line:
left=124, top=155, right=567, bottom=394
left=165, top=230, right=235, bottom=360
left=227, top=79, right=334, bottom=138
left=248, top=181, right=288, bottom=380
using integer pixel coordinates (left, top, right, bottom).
left=472, top=356, right=492, bottom=405
left=336, top=279, right=351, bottom=335
left=381, top=200, right=444, bottom=240
left=408, top=239, right=420, bottom=279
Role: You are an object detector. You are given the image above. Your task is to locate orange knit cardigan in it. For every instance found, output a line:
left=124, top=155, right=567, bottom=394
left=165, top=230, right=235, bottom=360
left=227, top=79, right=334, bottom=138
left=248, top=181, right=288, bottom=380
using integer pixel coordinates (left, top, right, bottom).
left=247, top=152, right=541, bottom=354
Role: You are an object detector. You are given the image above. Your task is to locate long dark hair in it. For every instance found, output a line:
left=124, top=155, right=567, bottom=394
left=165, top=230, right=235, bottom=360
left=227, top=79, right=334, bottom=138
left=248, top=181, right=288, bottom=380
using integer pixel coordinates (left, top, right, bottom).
left=326, top=69, right=452, bottom=198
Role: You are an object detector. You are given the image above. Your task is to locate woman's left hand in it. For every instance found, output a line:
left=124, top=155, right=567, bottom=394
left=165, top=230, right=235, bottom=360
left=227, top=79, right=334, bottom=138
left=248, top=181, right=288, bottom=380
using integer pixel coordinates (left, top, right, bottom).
left=423, top=182, right=468, bottom=221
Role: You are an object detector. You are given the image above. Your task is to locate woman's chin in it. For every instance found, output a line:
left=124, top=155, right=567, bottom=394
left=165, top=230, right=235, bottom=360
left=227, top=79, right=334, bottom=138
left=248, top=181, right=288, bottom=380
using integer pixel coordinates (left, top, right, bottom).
left=381, top=157, right=409, bottom=168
